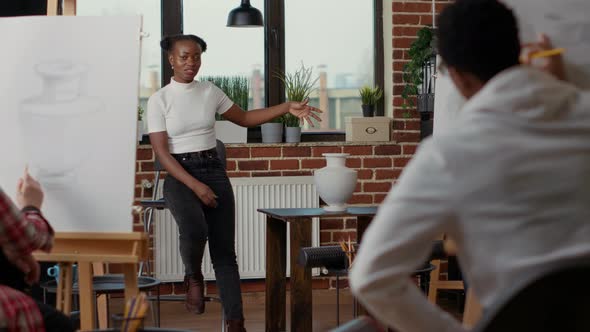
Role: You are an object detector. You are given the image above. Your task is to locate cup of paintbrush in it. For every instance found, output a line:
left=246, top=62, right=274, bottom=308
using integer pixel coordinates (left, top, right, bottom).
left=113, top=292, right=149, bottom=332
left=339, top=237, right=356, bottom=269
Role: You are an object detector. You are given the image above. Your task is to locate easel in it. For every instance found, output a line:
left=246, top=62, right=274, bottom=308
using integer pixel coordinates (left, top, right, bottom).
left=34, top=233, right=148, bottom=330
left=33, top=3, right=148, bottom=331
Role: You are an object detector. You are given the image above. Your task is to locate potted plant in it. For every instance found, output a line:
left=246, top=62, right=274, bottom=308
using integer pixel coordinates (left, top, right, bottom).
left=261, top=115, right=284, bottom=143
left=401, top=26, right=435, bottom=118
left=202, top=76, right=249, bottom=143
left=359, top=85, right=383, bottom=117
left=137, top=104, right=145, bottom=142
left=275, top=63, right=319, bottom=143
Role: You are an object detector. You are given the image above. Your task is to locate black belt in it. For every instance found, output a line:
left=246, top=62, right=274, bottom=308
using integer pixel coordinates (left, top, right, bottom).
left=173, top=147, right=217, bottom=160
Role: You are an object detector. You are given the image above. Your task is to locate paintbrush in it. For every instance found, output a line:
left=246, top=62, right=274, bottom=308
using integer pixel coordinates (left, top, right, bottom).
left=122, top=293, right=148, bottom=332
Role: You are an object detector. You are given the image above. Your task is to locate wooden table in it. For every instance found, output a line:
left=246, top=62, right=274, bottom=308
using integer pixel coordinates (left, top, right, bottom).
left=257, top=207, right=378, bottom=332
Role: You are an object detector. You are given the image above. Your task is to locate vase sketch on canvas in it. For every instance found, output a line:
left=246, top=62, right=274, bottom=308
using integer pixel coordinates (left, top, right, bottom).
left=19, top=60, right=103, bottom=186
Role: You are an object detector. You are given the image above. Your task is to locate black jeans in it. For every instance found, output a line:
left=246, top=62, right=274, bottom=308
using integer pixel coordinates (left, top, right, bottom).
left=164, top=151, right=244, bottom=320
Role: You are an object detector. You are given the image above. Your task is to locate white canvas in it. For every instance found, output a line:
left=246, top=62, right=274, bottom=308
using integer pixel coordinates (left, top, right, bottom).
left=433, top=56, right=465, bottom=137
left=0, top=16, right=142, bottom=232
left=434, top=0, right=590, bottom=137
left=504, top=0, right=590, bottom=89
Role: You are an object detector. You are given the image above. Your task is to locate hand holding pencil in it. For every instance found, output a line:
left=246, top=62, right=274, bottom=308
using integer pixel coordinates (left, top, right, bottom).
left=521, top=33, right=567, bottom=82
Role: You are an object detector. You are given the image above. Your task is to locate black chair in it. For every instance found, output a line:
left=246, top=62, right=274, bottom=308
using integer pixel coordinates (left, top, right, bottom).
left=298, top=243, right=438, bottom=326
left=138, top=140, right=227, bottom=331
left=473, top=257, right=590, bottom=332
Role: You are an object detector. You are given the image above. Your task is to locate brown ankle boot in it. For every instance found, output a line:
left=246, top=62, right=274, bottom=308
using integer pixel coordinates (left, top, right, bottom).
left=226, top=319, right=247, bottom=332
left=184, top=273, right=205, bottom=314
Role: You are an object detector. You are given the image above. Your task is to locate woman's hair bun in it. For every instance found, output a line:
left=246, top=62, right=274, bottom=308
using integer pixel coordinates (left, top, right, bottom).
left=160, top=37, right=171, bottom=51
left=159, top=34, right=207, bottom=53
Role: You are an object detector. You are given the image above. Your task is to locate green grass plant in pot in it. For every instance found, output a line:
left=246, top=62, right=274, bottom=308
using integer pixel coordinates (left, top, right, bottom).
left=359, top=85, right=383, bottom=117
left=275, top=63, right=319, bottom=143
left=401, top=26, right=434, bottom=118
left=201, top=75, right=249, bottom=119
left=202, top=75, right=249, bottom=142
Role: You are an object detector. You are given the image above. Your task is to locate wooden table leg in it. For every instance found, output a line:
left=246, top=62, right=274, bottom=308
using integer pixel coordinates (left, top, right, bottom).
left=56, top=262, right=73, bottom=314
left=78, top=262, right=95, bottom=330
left=289, top=219, right=312, bottom=332
left=122, top=263, right=139, bottom=304
left=266, top=216, right=286, bottom=332
left=356, top=216, right=373, bottom=243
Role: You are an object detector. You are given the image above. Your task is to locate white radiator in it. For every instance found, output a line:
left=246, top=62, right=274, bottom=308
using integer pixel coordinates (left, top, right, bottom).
left=154, top=176, right=320, bottom=282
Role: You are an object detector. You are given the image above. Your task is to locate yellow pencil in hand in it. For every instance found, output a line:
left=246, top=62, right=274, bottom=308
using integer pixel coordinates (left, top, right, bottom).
left=521, top=47, right=566, bottom=64
left=529, top=47, right=565, bottom=59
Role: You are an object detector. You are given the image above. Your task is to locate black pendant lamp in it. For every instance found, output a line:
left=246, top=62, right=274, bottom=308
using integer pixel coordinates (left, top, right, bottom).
left=227, top=0, right=263, bottom=27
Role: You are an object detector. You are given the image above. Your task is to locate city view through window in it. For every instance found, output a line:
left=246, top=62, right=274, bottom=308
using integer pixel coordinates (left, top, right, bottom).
left=78, top=1, right=374, bottom=131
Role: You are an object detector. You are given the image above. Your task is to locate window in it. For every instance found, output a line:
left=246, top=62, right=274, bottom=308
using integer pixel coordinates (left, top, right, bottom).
left=285, top=0, right=375, bottom=131
left=145, top=0, right=383, bottom=137
left=77, top=0, right=161, bottom=111
left=182, top=1, right=265, bottom=110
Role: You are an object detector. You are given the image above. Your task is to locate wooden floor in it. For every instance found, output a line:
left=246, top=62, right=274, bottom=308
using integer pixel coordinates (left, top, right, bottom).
left=108, top=289, right=463, bottom=332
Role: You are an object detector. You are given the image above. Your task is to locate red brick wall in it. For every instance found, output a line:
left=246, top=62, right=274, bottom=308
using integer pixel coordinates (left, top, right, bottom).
left=391, top=0, right=453, bottom=282
left=134, top=143, right=407, bottom=245
left=392, top=0, right=452, bottom=142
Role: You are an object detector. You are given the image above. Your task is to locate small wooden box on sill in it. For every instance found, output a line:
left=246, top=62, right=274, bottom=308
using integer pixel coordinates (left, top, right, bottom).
left=345, top=116, right=392, bottom=142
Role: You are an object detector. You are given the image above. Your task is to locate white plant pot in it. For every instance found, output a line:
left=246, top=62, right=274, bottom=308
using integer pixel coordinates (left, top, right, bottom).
left=137, top=120, right=145, bottom=142
left=314, top=153, right=358, bottom=212
left=215, top=120, right=247, bottom=143
left=285, top=126, right=301, bottom=143
left=261, top=123, right=283, bottom=143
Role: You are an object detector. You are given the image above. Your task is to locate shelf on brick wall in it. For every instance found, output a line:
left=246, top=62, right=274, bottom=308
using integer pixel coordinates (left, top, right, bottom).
left=138, top=135, right=399, bottom=148
left=223, top=141, right=399, bottom=148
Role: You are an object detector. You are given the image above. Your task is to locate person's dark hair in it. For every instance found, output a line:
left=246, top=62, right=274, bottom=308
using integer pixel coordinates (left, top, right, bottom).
left=160, top=34, right=207, bottom=53
left=437, top=0, right=520, bottom=82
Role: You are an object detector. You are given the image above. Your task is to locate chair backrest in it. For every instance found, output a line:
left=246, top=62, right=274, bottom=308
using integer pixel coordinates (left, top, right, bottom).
left=215, top=139, right=227, bottom=170
left=474, top=257, right=590, bottom=332
left=152, top=158, right=164, bottom=200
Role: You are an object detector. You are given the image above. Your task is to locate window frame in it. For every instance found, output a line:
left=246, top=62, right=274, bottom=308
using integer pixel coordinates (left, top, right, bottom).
left=160, top=0, right=384, bottom=136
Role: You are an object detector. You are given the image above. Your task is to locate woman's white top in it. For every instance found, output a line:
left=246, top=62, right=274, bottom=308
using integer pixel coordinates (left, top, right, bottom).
left=147, top=78, right=234, bottom=153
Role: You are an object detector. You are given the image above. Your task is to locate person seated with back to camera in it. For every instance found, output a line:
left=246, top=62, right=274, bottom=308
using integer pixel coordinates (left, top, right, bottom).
left=349, top=0, right=590, bottom=331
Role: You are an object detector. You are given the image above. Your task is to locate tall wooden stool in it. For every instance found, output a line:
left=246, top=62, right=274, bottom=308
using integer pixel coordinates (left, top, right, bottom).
left=428, top=238, right=482, bottom=327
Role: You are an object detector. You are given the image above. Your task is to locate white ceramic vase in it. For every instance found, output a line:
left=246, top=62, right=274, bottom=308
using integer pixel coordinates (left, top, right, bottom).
left=314, top=153, right=358, bottom=212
